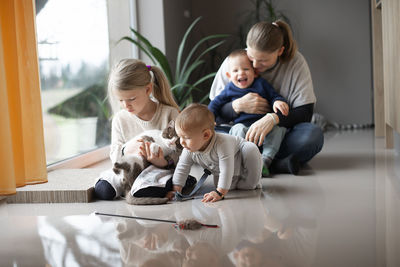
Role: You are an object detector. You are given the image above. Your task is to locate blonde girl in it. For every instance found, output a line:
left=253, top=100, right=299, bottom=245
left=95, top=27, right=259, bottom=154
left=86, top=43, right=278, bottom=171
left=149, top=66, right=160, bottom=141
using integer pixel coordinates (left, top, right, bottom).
left=95, top=59, right=179, bottom=200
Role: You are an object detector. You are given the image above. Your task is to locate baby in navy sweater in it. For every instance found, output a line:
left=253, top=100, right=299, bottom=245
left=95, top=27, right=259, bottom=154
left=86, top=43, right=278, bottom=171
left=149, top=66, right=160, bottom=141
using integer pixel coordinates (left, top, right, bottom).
left=208, top=49, right=289, bottom=175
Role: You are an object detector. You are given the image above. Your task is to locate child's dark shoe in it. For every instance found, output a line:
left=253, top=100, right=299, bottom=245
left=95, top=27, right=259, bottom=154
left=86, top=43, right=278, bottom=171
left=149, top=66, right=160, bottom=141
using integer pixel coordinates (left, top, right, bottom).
left=270, top=154, right=300, bottom=175
left=262, top=157, right=272, bottom=178
left=262, top=166, right=271, bottom=177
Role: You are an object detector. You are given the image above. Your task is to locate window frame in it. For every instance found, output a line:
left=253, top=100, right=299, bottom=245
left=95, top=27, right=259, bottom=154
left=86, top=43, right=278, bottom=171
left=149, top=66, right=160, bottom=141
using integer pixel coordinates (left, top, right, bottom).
left=46, top=145, right=110, bottom=171
left=43, top=0, right=169, bottom=170
left=42, top=0, right=135, bottom=170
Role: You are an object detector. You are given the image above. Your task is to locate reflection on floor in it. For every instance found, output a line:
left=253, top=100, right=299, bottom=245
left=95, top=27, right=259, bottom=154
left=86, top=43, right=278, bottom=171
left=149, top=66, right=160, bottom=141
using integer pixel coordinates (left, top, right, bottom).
left=1, top=129, right=399, bottom=267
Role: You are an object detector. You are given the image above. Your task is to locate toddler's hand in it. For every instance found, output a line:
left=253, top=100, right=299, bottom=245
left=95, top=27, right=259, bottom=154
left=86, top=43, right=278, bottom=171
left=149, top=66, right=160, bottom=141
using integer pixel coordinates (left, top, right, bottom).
left=273, top=100, right=289, bottom=116
left=173, top=185, right=182, bottom=193
left=202, top=190, right=225, bottom=203
left=166, top=191, right=175, bottom=200
left=166, top=185, right=183, bottom=200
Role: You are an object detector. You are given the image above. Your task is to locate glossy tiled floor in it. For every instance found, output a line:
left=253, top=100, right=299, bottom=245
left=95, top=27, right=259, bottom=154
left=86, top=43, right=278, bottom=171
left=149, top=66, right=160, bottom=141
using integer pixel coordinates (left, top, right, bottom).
left=1, top=130, right=399, bottom=267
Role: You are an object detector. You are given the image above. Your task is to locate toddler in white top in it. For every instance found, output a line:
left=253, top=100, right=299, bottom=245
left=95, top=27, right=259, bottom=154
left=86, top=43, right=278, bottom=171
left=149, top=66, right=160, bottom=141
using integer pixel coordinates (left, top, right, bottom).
left=171, top=103, right=262, bottom=202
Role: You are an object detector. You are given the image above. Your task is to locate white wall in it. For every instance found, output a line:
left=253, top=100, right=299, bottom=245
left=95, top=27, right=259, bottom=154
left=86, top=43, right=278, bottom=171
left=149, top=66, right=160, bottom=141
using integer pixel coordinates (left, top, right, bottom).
left=107, top=0, right=133, bottom=66
left=136, top=0, right=166, bottom=63
left=108, top=0, right=167, bottom=67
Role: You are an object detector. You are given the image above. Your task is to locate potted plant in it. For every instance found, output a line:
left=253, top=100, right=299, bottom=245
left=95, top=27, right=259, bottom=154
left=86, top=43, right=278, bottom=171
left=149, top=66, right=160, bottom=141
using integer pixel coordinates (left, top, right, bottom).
left=119, top=17, right=229, bottom=108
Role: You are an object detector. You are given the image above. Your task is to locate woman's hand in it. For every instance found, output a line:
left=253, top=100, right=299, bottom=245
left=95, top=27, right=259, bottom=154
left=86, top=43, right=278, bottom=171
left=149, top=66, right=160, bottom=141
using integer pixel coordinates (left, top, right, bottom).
left=273, top=100, right=289, bottom=116
left=232, top=92, right=270, bottom=114
left=245, top=114, right=278, bottom=146
left=139, top=141, right=168, bottom=168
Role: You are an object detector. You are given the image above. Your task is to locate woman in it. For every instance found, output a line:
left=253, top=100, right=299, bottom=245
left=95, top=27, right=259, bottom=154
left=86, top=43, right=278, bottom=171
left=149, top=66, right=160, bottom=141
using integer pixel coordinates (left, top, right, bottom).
left=210, top=21, right=324, bottom=174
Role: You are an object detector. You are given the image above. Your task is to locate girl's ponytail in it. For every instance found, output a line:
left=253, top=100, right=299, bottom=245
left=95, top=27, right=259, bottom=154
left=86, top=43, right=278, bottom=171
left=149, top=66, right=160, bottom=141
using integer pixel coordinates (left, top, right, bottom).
left=246, top=20, right=297, bottom=63
left=149, top=66, right=179, bottom=110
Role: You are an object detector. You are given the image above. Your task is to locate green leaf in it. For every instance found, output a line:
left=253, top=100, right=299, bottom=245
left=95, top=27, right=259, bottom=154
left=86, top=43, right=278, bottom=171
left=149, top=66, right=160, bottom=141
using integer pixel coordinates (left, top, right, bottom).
left=191, top=40, right=226, bottom=70
left=198, top=93, right=210, bottom=104
left=179, top=34, right=228, bottom=82
left=175, top=17, right=202, bottom=82
left=192, top=72, right=217, bottom=88
left=179, top=60, right=205, bottom=87
left=149, top=46, right=173, bottom=85
left=129, top=27, right=155, bottom=52
left=118, top=36, right=156, bottom=64
left=128, top=28, right=174, bottom=85
left=171, top=83, right=191, bottom=103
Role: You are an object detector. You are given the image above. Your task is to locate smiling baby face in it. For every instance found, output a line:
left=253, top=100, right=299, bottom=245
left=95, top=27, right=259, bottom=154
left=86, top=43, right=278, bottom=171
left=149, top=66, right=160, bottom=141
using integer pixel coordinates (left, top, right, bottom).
left=226, top=52, right=256, bottom=89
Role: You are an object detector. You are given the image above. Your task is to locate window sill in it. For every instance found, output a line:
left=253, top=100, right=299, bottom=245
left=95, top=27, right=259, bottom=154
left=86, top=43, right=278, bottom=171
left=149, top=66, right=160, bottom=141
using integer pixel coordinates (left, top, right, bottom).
left=6, top=146, right=113, bottom=204
left=47, top=145, right=111, bottom=171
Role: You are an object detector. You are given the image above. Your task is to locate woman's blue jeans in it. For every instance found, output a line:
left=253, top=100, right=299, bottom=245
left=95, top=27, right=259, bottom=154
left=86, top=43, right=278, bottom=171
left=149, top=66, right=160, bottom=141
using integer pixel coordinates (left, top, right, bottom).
left=275, top=122, right=324, bottom=164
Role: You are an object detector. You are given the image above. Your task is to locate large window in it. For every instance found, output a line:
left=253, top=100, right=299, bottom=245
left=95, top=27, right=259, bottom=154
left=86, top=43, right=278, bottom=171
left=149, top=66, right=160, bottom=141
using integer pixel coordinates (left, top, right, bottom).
left=36, top=0, right=111, bottom=165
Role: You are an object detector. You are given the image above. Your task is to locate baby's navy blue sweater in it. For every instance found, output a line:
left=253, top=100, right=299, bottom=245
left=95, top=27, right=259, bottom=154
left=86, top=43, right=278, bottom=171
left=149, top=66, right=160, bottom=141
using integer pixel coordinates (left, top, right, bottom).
left=208, top=77, right=286, bottom=127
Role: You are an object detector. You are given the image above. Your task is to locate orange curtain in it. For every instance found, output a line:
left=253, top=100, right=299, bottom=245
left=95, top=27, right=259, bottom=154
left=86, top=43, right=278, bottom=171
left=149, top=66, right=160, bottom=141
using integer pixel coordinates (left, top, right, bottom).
left=0, top=0, right=47, bottom=195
